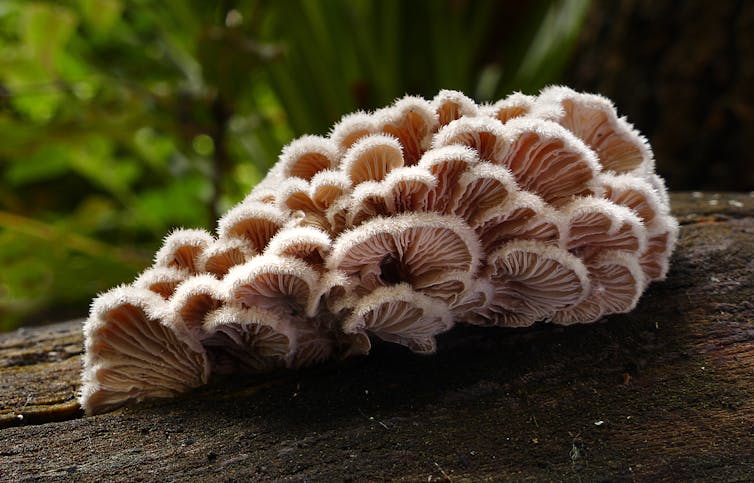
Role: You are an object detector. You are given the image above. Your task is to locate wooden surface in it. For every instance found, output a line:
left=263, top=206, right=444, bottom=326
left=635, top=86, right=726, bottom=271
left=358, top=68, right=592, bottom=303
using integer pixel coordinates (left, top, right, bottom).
left=1, top=192, right=753, bottom=481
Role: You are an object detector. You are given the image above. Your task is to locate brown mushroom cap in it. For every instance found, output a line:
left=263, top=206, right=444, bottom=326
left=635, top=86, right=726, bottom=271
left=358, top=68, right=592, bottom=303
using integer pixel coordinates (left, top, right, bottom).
left=598, top=173, right=667, bottom=231
left=343, top=283, right=453, bottom=354
left=202, top=305, right=297, bottom=374
left=485, top=240, right=590, bottom=327
left=552, top=250, right=646, bottom=325
left=153, top=229, right=215, bottom=273
left=432, top=116, right=507, bottom=162
left=328, top=212, right=481, bottom=294
left=80, top=286, right=209, bottom=415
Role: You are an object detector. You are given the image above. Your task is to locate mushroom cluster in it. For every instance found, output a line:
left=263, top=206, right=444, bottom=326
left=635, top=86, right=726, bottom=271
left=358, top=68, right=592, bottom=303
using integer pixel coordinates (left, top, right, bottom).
left=80, top=87, right=678, bottom=415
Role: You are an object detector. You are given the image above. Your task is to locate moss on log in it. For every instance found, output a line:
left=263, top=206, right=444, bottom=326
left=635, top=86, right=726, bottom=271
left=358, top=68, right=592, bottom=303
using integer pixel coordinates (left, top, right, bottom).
left=1, top=192, right=753, bottom=481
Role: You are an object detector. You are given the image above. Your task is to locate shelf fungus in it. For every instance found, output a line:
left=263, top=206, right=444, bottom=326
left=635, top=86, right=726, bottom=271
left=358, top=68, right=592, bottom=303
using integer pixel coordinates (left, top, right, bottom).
left=80, top=87, right=678, bottom=415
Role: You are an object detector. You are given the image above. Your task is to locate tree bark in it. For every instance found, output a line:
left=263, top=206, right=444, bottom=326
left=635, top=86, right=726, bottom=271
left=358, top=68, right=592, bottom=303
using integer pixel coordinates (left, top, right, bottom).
left=1, top=192, right=753, bottom=481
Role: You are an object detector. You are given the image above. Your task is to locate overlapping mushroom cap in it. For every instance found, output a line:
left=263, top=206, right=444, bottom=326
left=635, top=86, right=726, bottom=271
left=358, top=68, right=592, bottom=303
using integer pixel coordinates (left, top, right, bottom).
left=80, top=87, right=678, bottom=414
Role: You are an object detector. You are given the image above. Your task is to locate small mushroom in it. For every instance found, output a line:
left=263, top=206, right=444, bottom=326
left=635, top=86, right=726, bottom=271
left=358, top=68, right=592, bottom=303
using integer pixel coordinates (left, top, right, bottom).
left=376, top=96, right=438, bottom=165
left=343, top=283, right=453, bottom=354
left=217, top=201, right=287, bottom=253
left=484, top=240, right=590, bottom=327
left=341, top=134, right=405, bottom=185
left=485, top=92, right=535, bottom=124
left=153, top=229, right=215, bottom=273
left=198, top=237, right=255, bottom=277
left=133, top=266, right=189, bottom=299
left=432, top=89, right=479, bottom=126
left=165, top=274, right=226, bottom=340
left=279, top=135, right=338, bottom=181
left=202, top=305, right=297, bottom=374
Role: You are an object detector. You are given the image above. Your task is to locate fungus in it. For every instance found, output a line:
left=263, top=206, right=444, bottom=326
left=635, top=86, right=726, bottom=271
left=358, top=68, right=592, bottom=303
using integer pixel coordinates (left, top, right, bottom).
left=81, top=87, right=677, bottom=414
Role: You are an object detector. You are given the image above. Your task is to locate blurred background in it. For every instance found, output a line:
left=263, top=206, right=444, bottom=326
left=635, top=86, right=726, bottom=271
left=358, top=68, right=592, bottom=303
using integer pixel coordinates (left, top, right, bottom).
left=1, top=0, right=752, bottom=330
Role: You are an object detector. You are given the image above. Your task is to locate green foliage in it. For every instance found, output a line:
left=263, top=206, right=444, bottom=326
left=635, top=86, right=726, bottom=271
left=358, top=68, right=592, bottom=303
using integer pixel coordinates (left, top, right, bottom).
left=0, top=0, right=590, bottom=330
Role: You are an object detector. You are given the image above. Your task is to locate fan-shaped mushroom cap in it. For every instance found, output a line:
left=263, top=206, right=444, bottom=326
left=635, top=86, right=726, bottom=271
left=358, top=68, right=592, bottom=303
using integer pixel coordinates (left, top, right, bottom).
left=198, top=237, right=255, bottom=277
left=495, top=118, right=601, bottom=206
left=310, top=170, right=352, bottom=210
left=552, top=250, right=646, bottom=325
left=561, top=197, right=647, bottom=259
left=217, top=202, right=287, bottom=253
left=80, top=286, right=209, bottom=415
left=225, top=255, right=321, bottom=317
left=639, top=215, right=678, bottom=281
left=414, top=270, right=474, bottom=306
left=343, top=283, right=453, bottom=354
left=202, top=305, right=297, bottom=374
left=330, top=111, right=376, bottom=153
left=535, top=85, right=653, bottom=175
left=476, top=191, right=562, bottom=252
left=376, top=95, right=439, bottom=165
left=448, top=162, right=518, bottom=226
left=485, top=92, right=535, bottom=124
left=265, top=226, right=332, bottom=268
left=164, top=274, right=226, bottom=340
left=278, top=135, right=338, bottom=181
left=485, top=240, right=590, bottom=327
left=134, top=266, right=189, bottom=299
left=432, top=89, right=479, bottom=126
left=598, top=173, right=666, bottom=230
left=341, top=134, right=405, bottom=185
left=328, top=212, right=481, bottom=294
left=432, top=116, right=507, bottom=162
left=153, top=229, right=215, bottom=273
left=418, top=145, right=480, bottom=212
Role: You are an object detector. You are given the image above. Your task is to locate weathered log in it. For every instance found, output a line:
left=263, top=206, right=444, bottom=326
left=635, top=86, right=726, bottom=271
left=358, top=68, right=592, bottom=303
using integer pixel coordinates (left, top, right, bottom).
left=1, top=192, right=752, bottom=481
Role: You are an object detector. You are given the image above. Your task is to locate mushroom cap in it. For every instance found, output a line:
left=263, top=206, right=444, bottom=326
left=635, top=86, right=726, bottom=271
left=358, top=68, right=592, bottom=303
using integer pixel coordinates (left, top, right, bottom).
left=418, top=144, right=480, bottom=213
left=217, top=202, right=287, bottom=253
left=495, top=117, right=601, bottom=206
left=485, top=239, right=590, bottom=327
left=330, top=110, right=376, bottom=153
left=225, top=254, right=321, bottom=317
left=432, top=89, right=480, bottom=126
left=265, top=226, right=332, bottom=268
left=535, top=85, right=653, bottom=175
left=340, top=134, right=405, bottom=185
left=80, top=286, right=209, bottom=415
left=484, top=91, right=535, bottom=124
left=328, top=212, right=481, bottom=294
left=448, top=161, right=518, bottom=226
left=278, top=135, right=338, bottom=181
left=133, top=266, right=190, bottom=299
left=375, top=95, right=438, bottom=166
left=198, top=237, right=255, bottom=277
left=202, top=305, right=297, bottom=374
left=153, top=229, right=215, bottom=273
left=343, top=283, right=453, bottom=354
left=639, top=215, right=679, bottom=281
left=432, top=116, right=508, bottom=163
left=164, top=274, right=226, bottom=340
left=561, top=197, right=648, bottom=259
left=552, top=250, right=646, bottom=325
